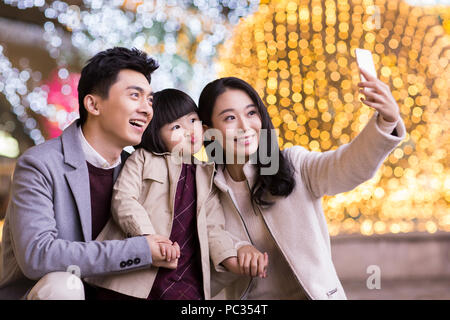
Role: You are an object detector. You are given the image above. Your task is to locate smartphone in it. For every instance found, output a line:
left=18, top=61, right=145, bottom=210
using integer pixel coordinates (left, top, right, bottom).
left=355, top=48, right=377, bottom=93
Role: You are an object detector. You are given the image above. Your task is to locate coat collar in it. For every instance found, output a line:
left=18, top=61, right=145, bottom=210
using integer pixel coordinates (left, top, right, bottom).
left=61, top=120, right=92, bottom=241
left=153, top=151, right=217, bottom=215
left=213, top=161, right=258, bottom=194
left=61, top=120, right=86, bottom=169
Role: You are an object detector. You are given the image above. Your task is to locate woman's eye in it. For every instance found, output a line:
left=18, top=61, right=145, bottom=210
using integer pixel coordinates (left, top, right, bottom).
left=172, top=125, right=180, bottom=130
left=249, top=110, right=257, bottom=116
left=225, top=115, right=235, bottom=121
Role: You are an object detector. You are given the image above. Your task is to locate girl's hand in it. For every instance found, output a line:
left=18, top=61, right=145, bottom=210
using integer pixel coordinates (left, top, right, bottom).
left=146, top=235, right=180, bottom=269
left=237, top=245, right=268, bottom=278
left=221, top=256, right=241, bottom=274
left=160, top=241, right=180, bottom=262
left=358, top=67, right=400, bottom=123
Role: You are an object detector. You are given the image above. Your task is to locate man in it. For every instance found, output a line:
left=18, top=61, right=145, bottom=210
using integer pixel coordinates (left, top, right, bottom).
left=0, top=47, right=175, bottom=300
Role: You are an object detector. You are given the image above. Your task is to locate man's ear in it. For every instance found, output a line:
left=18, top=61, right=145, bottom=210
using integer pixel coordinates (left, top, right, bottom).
left=83, top=94, right=101, bottom=116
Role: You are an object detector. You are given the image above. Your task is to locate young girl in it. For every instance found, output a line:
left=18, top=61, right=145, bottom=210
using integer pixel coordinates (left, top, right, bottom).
left=86, top=88, right=268, bottom=300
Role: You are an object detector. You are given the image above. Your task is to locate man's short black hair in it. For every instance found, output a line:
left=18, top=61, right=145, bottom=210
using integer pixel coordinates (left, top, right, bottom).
left=77, top=47, right=159, bottom=125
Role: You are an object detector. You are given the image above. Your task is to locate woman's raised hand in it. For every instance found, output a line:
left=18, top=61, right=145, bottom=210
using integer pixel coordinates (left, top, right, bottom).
left=358, top=67, right=400, bottom=123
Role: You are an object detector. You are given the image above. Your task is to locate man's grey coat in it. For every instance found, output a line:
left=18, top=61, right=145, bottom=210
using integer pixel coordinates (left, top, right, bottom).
left=0, top=121, right=152, bottom=299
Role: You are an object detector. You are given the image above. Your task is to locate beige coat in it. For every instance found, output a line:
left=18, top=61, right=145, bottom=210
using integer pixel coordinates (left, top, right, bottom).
left=86, top=149, right=238, bottom=299
left=211, top=113, right=406, bottom=300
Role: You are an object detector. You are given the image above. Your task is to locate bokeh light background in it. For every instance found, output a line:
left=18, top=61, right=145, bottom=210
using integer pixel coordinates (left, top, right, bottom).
left=217, top=0, right=450, bottom=236
left=0, top=0, right=449, bottom=237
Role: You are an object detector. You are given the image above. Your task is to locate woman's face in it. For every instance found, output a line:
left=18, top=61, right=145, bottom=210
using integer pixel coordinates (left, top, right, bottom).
left=210, top=89, right=262, bottom=162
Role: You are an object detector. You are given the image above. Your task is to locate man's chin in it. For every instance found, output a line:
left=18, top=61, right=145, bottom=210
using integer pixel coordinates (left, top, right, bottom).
left=122, top=135, right=142, bottom=149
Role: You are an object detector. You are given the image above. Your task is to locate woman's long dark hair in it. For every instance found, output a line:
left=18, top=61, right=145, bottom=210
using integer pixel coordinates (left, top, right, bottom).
left=198, top=77, right=296, bottom=207
left=135, top=88, right=198, bottom=153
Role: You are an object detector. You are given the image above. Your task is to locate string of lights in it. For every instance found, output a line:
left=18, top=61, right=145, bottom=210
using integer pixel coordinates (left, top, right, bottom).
left=1, top=0, right=260, bottom=140
left=0, top=46, right=46, bottom=144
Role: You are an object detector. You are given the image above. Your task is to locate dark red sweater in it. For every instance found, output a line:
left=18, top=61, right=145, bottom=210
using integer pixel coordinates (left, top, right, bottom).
left=86, top=161, right=114, bottom=240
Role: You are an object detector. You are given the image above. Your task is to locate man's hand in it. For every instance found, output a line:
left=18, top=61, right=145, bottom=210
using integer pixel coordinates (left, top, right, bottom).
left=145, top=234, right=179, bottom=269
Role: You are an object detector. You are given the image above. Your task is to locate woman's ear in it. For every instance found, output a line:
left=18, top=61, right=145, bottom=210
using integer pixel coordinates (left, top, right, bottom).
left=83, top=94, right=101, bottom=116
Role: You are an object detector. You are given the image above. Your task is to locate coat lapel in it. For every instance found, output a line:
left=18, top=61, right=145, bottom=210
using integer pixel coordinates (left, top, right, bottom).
left=166, top=154, right=182, bottom=218
left=195, top=162, right=216, bottom=214
left=61, top=121, right=92, bottom=241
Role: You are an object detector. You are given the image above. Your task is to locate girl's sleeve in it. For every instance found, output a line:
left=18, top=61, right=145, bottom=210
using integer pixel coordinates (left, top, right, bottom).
left=111, top=148, right=156, bottom=237
left=283, top=112, right=406, bottom=198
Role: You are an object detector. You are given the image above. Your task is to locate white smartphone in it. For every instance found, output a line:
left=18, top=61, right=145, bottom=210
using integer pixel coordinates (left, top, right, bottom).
left=355, top=48, right=377, bottom=80
left=355, top=48, right=377, bottom=93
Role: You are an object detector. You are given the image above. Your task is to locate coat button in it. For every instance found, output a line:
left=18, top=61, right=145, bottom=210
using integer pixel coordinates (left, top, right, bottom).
left=120, top=261, right=127, bottom=268
left=134, top=258, right=141, bottom=265
left=127, top=259, right=133, bottom=266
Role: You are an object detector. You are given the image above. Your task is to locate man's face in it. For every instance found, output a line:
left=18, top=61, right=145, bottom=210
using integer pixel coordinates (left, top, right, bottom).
left=96, top=69, right=153, bottom=147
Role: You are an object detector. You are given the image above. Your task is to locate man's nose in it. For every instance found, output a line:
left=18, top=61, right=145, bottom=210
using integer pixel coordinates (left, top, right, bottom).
left=139, top=103, right=153, bottom=120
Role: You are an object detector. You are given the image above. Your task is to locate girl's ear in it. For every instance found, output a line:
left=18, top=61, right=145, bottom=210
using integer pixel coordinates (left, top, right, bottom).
left=84, top=94, right=101, bottom=116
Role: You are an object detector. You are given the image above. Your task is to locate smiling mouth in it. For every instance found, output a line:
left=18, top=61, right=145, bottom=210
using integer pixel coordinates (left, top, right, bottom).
left=234, top=135, right=255, bottom=142
left=129, top=119, right=146, bottom=129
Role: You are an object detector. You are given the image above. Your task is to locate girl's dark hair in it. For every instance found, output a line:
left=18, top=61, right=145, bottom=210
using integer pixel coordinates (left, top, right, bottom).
left=77, top=47, right=159, bottom=126
left=136, top=88, right=198, bottom=153
left=198, top=77, right=296, bottom=207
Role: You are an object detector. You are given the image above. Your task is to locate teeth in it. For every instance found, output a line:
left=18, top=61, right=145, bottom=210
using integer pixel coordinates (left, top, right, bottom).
left=234, top=135, right=254, bottom=141
left=130, top=120, right=146, bottom=127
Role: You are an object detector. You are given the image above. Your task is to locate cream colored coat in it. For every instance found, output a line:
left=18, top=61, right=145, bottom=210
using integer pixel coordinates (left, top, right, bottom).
left=211, top=113, right=406, bottom=300
left=86, top=149, right=238, bottom=299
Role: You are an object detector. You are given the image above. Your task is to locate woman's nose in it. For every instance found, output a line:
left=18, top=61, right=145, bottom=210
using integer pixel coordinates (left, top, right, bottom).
left=238, top=117, right=250, bottom=131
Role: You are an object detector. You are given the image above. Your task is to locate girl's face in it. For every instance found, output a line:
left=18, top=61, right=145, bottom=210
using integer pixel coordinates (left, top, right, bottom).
left=210, top=89, right=262, bottom=162
left=160, top=112, right=204, bottom=156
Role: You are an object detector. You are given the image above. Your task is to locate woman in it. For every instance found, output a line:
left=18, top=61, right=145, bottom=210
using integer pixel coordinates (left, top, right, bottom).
left=197, top=68, right=405, bottom=300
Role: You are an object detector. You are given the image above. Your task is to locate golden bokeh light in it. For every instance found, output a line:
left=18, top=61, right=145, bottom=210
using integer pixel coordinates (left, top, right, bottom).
left=217, top=0, right=450, bottom=235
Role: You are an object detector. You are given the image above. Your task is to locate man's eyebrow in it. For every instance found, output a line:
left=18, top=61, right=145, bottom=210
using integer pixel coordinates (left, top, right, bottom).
left=126, top=86, right=153, bottom=96
left=218, top=104, right=256, bottom=116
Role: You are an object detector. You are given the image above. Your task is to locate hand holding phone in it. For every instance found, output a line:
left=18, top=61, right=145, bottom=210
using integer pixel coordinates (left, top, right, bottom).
left=355, top=48, right=400, bottom=123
